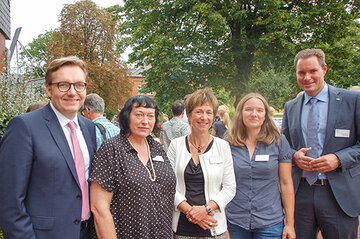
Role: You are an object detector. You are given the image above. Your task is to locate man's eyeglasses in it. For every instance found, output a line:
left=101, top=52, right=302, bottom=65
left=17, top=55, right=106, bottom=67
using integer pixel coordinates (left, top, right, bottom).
left=49, top=82, right=87, bottom=92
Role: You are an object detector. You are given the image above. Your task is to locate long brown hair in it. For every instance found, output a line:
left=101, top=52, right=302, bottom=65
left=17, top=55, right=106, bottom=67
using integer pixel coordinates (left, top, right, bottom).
left=226, top=93, right=280, bottom=147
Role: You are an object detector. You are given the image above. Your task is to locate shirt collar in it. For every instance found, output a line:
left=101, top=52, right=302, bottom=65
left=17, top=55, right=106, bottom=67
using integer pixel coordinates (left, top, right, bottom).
left=50, top=102, right=80, bottom=128
left=93, top=116, right=107, bottom=123
left=304, top=83, right=329, bottom=105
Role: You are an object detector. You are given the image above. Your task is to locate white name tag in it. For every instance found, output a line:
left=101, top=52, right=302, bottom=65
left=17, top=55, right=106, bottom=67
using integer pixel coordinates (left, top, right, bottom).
left=335, top=129, right=350, bottom=138
left=153, top=156, right=164, bottom=162
left=209, top=156, right=223, bottom=164
left=255, top=155, right=269, bottom=161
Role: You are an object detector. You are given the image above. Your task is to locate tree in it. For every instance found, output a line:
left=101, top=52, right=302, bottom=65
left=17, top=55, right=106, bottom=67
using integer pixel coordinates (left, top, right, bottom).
left=247, top=64, right=296, bottom=110
left=0, top=72, right=47, bottom=139
left=21, top=31, right=53, bottom=79
left=115, top=0, right=359, bottom=107
left=47, top=0, right=131, bottom=112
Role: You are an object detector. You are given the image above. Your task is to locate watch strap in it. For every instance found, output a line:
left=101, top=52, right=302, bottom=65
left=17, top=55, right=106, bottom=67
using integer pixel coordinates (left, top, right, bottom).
left=205, top=203, right=212, bottom=214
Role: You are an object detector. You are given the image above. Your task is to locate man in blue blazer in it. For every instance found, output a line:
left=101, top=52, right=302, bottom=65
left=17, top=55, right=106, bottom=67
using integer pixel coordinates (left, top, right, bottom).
left=0, top=56, right=97, bottom=239
left=282, top=49, right=360, bottom=239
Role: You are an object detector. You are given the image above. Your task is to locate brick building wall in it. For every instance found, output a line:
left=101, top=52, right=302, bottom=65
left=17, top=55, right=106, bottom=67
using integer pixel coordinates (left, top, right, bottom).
left=0, top=0, right=10, bottom=72
left=127, top=67, right=155, bottom=98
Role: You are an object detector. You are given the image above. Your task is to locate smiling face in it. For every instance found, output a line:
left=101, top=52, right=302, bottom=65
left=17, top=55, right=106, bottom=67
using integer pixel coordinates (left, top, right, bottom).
left=188, top=103, right=214, bottom=133
left=129, top=107, right=156, bottom=140
left=46, top=65, right=86, bottom=119
left=242, top=97, right=266, bottom=131
left=296, top=55, right=327, bottom=97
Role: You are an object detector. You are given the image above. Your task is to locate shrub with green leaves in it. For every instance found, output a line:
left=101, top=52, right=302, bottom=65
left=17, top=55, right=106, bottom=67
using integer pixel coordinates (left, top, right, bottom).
left=0, top=73, right=48, bottom=139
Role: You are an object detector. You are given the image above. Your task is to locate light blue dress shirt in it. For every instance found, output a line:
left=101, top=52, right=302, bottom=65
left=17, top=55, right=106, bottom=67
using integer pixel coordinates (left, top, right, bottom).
left=301, top=83, right=329, bottom=179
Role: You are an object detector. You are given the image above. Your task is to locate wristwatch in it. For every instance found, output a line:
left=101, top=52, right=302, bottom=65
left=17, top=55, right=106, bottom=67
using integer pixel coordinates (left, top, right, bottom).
left=205, top=203, right=212, bottom=214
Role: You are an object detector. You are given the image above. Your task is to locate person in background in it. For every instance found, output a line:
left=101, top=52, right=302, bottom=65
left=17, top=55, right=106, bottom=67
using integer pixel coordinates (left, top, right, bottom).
left=181, top=94, right=191, bottom=124
left=82, top=93, right=120, bottom=150
left=282, top=48, right=360, bottom=238
left=211, top=105, right=230, bottom=139
left=226, top=93, right=295, bottom=239
left=89, top=95, right=176, bottom=238
left=26, top=101, right=48, bottom=112
left=160, top=100, right=191, bottom=152
left=349, top=85, right=360, bottom=92
left=0, top=56, right=97, bottom=239
left=168, top=88, right=236, bottom=239
left=111, top=113, right=120, bottom=128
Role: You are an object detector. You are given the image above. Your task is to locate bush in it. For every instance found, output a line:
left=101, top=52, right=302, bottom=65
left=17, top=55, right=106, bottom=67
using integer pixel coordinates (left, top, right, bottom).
left=247, top=64, right=296, bottom=110
left=0, top=73, right=47, bottom=139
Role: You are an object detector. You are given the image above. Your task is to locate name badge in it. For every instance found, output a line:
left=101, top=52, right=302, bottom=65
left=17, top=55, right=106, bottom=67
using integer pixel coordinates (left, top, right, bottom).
left=335, top=129, right=350, bottom=138
left=209, top=156, right=223, bottom=164
left=255, top=155, right=269, bottom=161
left=153, top=156, right=164, bottom=162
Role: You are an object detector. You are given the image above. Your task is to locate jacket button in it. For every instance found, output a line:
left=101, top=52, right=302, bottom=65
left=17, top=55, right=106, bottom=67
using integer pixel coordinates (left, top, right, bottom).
left=76, top=194, right=81, bottom=200
left=74, top=219, right=80, bottom=224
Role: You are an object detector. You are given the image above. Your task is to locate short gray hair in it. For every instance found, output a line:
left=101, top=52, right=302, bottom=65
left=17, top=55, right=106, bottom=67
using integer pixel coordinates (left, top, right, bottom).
left=83, top=93, right=105, bottom=114
left=294, top=48, right=326, bottom=69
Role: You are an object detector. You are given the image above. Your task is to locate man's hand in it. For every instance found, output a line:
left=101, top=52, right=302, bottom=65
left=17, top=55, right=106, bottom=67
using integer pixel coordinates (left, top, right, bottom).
left=310, top=153, right=340, bottom=172
left=294, top=148, right=316, bottom=171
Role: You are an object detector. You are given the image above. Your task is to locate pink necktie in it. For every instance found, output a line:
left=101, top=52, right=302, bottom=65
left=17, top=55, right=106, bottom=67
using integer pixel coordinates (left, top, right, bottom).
left=68, top=121, right=89, bottom=220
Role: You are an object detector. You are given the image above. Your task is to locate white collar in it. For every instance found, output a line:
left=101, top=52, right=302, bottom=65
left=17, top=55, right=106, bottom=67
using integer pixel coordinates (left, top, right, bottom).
left=50, top=102, right=80, bottom=128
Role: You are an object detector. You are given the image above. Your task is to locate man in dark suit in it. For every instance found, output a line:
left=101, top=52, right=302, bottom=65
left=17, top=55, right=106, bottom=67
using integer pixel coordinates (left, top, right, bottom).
left=0, top=56, right=97, bottom=239
left=282, top=48, right=360, bottom=239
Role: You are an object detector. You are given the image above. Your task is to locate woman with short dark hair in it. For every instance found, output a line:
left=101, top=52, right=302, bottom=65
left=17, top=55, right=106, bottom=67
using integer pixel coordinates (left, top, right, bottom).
left=89, top=95, right=176, bottom=238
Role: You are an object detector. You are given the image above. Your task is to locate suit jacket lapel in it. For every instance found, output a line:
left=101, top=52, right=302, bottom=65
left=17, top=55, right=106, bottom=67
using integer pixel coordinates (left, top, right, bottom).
left=42, top=104, right=80, bottom=186
left=323, top=85, right=340, bottom=151
left=293, top=95, right=306, bottom=148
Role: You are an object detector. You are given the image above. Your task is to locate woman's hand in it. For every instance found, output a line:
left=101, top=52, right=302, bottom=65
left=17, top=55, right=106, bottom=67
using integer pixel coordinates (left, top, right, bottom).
left=195, top=215, right=218, bottom=230
left=282, top=225, right=296, bottom=239
left=186, top=205, right=208, bottom=224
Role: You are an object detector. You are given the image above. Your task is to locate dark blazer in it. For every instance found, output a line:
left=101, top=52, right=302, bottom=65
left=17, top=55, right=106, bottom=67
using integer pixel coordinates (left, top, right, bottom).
left=282, top=85, right=360, bottom=217
left=0, top=104, right=97, bottom=239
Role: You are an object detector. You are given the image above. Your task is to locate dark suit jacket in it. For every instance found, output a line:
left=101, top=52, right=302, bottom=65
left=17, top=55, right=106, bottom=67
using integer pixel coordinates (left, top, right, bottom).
left=282, top=85, right=360, bottom=217
left=0, top=104, right=97, bottom=239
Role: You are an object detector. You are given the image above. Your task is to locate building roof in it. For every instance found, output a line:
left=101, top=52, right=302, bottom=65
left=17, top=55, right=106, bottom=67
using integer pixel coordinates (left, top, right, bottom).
left=127, top=65, right=151, bottom=78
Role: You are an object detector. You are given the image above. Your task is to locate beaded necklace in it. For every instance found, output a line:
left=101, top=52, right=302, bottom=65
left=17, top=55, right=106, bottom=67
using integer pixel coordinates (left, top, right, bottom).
left=128, top=138, right=156, bottom=182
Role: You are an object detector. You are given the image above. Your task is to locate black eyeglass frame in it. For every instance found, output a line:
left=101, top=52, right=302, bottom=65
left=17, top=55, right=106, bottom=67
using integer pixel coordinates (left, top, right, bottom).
left=48, top=81, right=87, bottom=92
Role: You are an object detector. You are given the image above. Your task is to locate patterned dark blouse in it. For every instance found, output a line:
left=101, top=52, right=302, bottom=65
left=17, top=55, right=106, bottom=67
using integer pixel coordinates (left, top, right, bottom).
left=89, top=133, right=176, bottom=239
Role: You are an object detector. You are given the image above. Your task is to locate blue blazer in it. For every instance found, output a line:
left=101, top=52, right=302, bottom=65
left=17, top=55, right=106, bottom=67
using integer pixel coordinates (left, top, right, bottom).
left=282, top=85, right=360, bottom=217
left=0, top=104, right=97, bottom=239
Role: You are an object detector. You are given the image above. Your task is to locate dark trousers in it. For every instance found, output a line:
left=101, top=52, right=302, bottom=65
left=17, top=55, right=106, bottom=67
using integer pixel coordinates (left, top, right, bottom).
left=79, top=219, right=91, bottom=239
left=295, top=178, right=358, bottom=239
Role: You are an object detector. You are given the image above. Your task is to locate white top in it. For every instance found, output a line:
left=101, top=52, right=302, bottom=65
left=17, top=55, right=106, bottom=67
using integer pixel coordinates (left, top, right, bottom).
left=167, top=135, right=236, bottom=236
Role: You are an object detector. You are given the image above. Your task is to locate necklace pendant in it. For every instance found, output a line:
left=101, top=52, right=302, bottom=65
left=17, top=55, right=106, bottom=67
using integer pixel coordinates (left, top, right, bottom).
left=197, top=148, right=201, bottom=153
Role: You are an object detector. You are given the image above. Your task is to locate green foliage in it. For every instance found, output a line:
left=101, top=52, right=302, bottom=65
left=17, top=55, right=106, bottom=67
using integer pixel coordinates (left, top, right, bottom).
left=21, top=31, right=54, bottom=79
left=247, top=64, right=297, bottom=110
left=0, top=73, right=48, bottom=139
left=19, top=0, right=131, bottom=115
left=0, top=226, right=3, bottom=239
left=115, top=0, right=360, bottom=106
left=46, top=0, right=131, bottom=114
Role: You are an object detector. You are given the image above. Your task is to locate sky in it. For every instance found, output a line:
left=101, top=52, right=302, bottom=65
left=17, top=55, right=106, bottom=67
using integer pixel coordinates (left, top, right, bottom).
left=7, top=0, right=126, bottom=57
